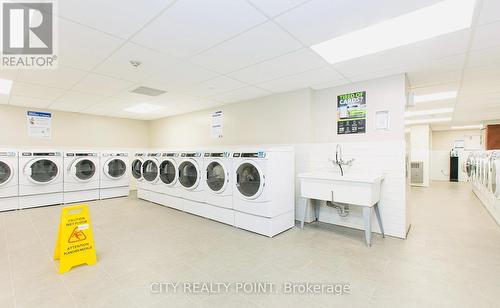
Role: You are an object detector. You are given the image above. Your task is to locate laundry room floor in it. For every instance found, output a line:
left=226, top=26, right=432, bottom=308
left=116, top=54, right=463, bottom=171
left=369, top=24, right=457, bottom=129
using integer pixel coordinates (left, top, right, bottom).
left=1, top=183, right=499, bottom=308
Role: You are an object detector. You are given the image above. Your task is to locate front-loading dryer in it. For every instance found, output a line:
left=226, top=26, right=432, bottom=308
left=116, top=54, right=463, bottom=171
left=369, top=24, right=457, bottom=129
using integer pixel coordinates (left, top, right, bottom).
left=63, top=151, right=100, bottom=204
left=99, top=152, right=129, bottom=199
left=131, top=153, right=146, bottom=190
left=137, top=152, right=162, bottom=204
left=19, top=150, right=63, bottom=209
left=204, top=151, right=234, bottom=225
left=178, top=152, right=205, bottom=216
left=156, top=152, right=183, bottom=211
left=0, top=150, right=19, bottom=212
left=232, top=148, right=295, bottom=237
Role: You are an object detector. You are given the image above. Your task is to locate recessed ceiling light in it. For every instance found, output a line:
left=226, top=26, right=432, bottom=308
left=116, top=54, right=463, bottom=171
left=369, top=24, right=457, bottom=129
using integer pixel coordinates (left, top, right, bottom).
left=125, top=103, right=164, bottom=114
left=311, top=0, right=475, bottom=64
left=0, top=78, right=13, bottom=94
left=405, top=117, right=452, bottom=125
left=451, top=124, right=483, bottom=130
left=413, top=91, right=458, bottom=103
left=405, top=107, right=454, bottom=118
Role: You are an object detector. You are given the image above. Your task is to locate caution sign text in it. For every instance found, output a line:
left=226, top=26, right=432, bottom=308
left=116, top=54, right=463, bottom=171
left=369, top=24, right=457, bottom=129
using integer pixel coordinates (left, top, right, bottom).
left=54, top=204, right=97, bottom=274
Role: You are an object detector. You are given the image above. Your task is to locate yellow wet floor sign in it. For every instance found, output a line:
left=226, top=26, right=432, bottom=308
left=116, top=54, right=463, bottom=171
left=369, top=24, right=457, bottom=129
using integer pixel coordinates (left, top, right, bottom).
left=54, top=204, right=97, bottom=274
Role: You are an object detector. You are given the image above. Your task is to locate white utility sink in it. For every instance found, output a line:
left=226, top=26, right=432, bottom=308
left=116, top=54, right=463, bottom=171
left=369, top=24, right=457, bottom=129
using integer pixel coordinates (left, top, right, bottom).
left=297, top=172, right=385, bottom=246
left=298, top=172, right=383, bottom=207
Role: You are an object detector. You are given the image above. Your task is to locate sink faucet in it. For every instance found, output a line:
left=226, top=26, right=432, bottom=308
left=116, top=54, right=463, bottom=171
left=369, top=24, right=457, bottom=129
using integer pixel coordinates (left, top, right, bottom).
left=329, top=144, right=354, bottom=176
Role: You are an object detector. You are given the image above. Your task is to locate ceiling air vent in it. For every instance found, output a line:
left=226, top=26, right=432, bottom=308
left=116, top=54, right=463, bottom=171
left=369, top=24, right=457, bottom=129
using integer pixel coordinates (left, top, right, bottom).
left=129, top=86, right=166, bottom=97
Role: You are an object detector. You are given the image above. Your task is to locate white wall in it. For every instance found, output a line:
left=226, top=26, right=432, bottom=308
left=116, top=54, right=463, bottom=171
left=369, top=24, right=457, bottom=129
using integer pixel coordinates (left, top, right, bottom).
left=149, top=89, right=313, bottom=147
left=0, top=104, right=150, bottom=190
left=0, top=105, right=150, bottom=149
left=149, top=74, right=409, bottom=238
left=430, top=129, right=482, bottom=182
left=410, top=125, right=431, bottom=187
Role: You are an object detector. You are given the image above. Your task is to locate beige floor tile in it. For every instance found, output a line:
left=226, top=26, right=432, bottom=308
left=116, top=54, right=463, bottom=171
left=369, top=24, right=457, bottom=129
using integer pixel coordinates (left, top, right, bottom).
left=0, top=183, right=498, bottom=307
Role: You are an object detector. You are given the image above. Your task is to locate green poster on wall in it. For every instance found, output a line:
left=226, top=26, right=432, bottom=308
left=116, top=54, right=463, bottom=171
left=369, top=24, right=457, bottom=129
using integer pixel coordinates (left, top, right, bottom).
left=337, top=91, right=366, bottom=135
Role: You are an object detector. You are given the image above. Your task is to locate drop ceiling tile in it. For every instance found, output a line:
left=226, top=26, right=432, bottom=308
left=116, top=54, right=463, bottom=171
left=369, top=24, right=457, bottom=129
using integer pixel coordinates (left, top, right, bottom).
left=190, top=22, right=302, bottom=74
left=275, top=0, right=441, bottom=45
left=228, top=48, right=328, bottom=84
left=72, top=73, right=135, bottom=96
left=58, top=18, right=124, bottom=71
left=9, top=96, right=52, bottom=109
left=94, top=42, right=181, bottom=82
left=0, top=94, right=9, bottom=104
left=462, top=66, right=500, bottom=83
left=210, top=86, right=272, bottom=103
left=478, top=0, right=500, bottom=25
left=247, top=0, right=310, bottom=17
left=50, top=91, right=105, bottom=112
left=10, top=82, right=65, bottom=100
left=257, top=67, right=345, bottom=92
left=182, top=76, right=246, bottom=97
left=59, top=0, right=175, bottom=39
left=310, top=79, right=351, bottom=90
left=408, top=70, right=462, bottom=88
left=17, top=67, right=87, bottom=89
left=141, top=61, right=218, bottom=92
left=80, top=97, right=137, bottom=116
left=132, top=0, right=267, bottom=58
left=334, top=30, right=469, bottom=79
left=0, top=70, right=19, bottom=81
left=471, top=21, right=500, bottom=51
left=467, top=46, right=500, bottom=68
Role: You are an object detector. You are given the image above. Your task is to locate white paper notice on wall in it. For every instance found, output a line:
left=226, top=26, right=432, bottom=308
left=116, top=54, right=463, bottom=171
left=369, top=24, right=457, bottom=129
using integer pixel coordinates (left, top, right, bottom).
left=375, top=110, right=390, bottom=130
left=27, top=111, right=52, bottom=139
left=211, top=110, right=223, bottom=138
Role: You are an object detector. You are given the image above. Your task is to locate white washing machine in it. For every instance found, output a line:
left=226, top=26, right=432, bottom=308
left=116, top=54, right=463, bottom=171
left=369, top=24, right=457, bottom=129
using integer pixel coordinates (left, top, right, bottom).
left=232, top=148, right=295, bottom=237
left=490, top=151, right=500, bottom=199
left=156, top=152, right=183, bottom=211
left=137, top=152, right=162, bottom=204
left=204, top=151, right=234, bottom=225
left=178, top=152, right=205, bottom=216
left=63, top=151, right=100, bottom=204
left=131, top=152, right=146, bottom=190
left=19, top=150, right=63, bottom=209
left=0, top=150, right=19, bottom=212
left=99, top=152, right=129, bottom=199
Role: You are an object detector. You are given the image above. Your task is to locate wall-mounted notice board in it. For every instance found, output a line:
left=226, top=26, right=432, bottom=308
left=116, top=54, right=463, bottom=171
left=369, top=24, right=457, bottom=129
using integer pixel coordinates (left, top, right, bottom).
left=337, top=91, right=366, bottom=135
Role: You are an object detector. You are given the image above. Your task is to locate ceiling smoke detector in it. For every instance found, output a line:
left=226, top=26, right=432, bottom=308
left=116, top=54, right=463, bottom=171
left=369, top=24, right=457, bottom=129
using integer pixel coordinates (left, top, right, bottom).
left=129, top=60, right=142, bottom=68
left=130, top=86, right=167, bottom=97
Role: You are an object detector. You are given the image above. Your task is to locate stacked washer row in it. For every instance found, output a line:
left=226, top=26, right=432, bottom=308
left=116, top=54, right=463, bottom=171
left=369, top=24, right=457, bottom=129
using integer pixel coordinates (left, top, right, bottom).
left=0, top=149, right=130, bottom=212
left=465, top=151, right=500, bottom=225
left=133, top=148, right=295, bottom=237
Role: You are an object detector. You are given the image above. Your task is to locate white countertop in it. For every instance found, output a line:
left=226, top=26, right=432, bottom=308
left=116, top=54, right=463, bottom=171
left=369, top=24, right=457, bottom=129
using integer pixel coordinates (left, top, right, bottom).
left=298, top=172, right=384, bottom=184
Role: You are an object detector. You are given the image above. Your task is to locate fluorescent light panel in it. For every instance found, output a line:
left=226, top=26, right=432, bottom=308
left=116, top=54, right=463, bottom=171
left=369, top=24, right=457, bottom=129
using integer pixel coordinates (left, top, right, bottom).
left=311, top=0, right=476, bottom=64
left=0, top=78, right=13, bottom=94
left=405, top=107, right=454, bottom=118
left=451, top=124, right=483, bottom=130
left=413, top=91, right=458, bottom=103
left=124, top=103, right=164, bottom=114
left=405, top=117, right=452, bottom=125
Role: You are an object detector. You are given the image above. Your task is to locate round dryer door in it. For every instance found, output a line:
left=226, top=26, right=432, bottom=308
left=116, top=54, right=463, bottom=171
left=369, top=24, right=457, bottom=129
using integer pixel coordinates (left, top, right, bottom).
left=159, top=160, right=176, bottom=185
left=27, top=159, right=59, bottom=183
left=72, top=159, right=96, bottom=182
left=131, top=159, right=143, bottom=180
left=0, top=161, right=13, bottom=186
left=178, top=160, right=200, bottom=189
left=105, top=159, right=126, bottom=179
left=206, top=161, right=227, bottom=193
left=235, top=162, right=264, bottom=199
left=142, top=160, right=159, bottom=182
